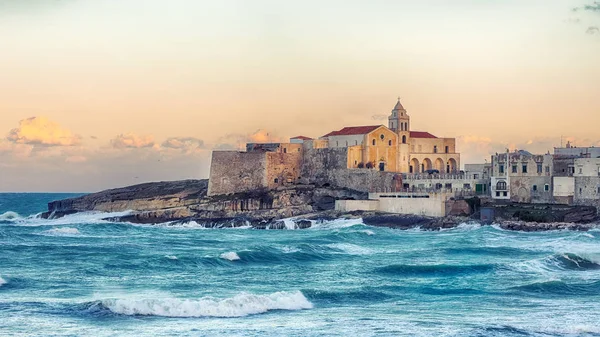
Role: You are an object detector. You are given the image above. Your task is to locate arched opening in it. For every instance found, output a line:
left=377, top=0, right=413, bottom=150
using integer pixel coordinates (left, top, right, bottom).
left=422, top=158, right=433, bottom=172
left=434, top=158, right=444, bottom=172
left=496, top=180, right=507, bottom=190
left=410, top=158, right=419, bottom=173
left=388, top=140, right=392, bottom=146
left=379, top=162, right=385, bottom=171
left=447, top=158, right=458, bottom=173
left=372, top=139, right=376, bottom=146
left=402, top=135, right=406, bottom=144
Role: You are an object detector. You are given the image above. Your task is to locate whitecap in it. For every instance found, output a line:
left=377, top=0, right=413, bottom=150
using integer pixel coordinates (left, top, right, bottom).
left=361, top=230, right=375, bottom=236
left=309, top=218, right=364, bottom=230
left=0, top=276, right=6, bottom=287
left=280, top=246, right=300, bottom=253
left=326, top=243, right=373, bottom=255
left=42, top=227, right=81, bottom=236
left=0, top=211, right=21, bottom=221
left=99, top=291, right=312, bottom=317
left=164, top=255, right=178, bottom=260
left=220, top=252, right=240, bottom=261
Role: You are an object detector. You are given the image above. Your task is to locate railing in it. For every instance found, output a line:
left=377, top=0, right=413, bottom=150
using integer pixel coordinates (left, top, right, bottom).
left=369, top=187, right=479, bottom=198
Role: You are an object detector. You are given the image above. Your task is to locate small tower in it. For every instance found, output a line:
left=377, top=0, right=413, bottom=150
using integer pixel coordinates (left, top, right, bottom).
left=389, top=98, right=410, bottom=141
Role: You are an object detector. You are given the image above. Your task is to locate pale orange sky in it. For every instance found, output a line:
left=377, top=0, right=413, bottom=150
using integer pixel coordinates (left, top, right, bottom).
left=1, top=0, right=599, bottom=192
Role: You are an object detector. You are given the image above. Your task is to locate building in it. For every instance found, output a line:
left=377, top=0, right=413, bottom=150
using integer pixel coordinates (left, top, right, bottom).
left=208, top=99, right=462, bottom=196
left=573, top=158, right=600, bottom=207
left=321, top=99, right=460, bottom=174
left=490, top=150, right=553, bottom=203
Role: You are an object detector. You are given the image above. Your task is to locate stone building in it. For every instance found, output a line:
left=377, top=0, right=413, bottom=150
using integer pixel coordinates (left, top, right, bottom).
left=321, top=99, right=460, bottom=174
left=208, top=99, right=461, bottom=196
left=573, top=158, right=600, bottom=208
left=490, top=150, right=553, bottom=203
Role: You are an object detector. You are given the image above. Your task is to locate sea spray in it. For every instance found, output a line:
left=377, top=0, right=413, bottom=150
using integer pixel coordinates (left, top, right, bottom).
left=220, top=252, right=241, bottom=261
left=98, top=291, right=313, bottom=317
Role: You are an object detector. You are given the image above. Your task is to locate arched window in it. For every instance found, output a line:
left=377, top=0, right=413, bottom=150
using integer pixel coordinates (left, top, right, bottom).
left=372, top=139, right=376, bottom=146
left=496, top=181, right=507, bottom=190
left=405, top=122, right=408, bottom=130
left=402, top=135, right=406, bottom=144
left=388, top=140, right=392, bottom=146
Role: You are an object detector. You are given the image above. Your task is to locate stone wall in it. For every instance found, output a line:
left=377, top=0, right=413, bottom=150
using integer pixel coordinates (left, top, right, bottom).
left=266, top=151, right=303, bottom=189
left=574, top=176, right=600, bottom=209
left=207, top=151, right=267, bottom=196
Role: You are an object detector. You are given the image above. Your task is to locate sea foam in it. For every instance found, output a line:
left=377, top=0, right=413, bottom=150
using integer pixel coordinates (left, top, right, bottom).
left=43, top=227, right=81, bottom=236
left=220, top=252, right=240, bottom=261
left=0, top=211, right=21, bottom=221
left=99, top=291, right=313, bottom=317
left=0, top=276, right=6, bottom=287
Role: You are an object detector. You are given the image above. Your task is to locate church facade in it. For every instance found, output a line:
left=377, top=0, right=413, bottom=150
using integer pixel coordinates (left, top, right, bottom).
left=321, top=99, right=460, bottom=174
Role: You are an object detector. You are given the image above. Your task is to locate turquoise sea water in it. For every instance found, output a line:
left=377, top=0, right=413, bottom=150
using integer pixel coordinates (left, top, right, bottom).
left=1, top=193, right=600, bottom=336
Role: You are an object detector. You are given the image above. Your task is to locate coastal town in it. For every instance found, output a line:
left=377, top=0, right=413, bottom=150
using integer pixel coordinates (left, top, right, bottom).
left=209, top=99, right=600, bottom=219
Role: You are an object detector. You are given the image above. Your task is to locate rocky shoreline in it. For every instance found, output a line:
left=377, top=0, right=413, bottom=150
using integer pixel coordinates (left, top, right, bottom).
left=43, top=179, right=599, bottom=232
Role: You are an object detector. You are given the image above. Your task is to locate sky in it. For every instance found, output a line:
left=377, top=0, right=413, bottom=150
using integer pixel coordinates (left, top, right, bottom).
left=1, top=0, right=599, bottom=192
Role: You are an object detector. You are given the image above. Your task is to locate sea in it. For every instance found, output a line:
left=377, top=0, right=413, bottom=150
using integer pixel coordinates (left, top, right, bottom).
left=1, top=193, right=600, bottom=337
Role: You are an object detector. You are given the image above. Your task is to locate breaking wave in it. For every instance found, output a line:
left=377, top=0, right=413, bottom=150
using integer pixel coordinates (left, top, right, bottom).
left=548, top=253, right=600, bottom=271
left=42, top=227, right=81, bottom=236
left=0, top=276, right=6, bottom=287
left=87, top=291, right=312, bottom=317
left=219, top=252, right=240, bottom=261
left=0, top=211, right=21, bottom=221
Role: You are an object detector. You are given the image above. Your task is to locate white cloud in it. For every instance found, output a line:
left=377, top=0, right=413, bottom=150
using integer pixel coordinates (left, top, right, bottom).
left=110, top=133, right=155, bottom=149
left=6, top=116, right=81, bottom=146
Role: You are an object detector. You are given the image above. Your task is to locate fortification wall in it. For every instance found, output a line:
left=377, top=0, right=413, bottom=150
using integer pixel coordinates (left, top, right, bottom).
left=266, top=151, right=303, bottom=189
left=207, top=151, right=267, bottom=196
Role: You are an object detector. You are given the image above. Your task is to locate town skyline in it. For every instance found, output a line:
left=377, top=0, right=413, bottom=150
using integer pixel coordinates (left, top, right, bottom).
left=1, top=0, right=599, bottom=192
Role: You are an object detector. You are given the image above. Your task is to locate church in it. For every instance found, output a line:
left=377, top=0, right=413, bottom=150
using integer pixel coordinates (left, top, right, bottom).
left=208, top=99, right=461, bottom=196
left=316, top=99, right=460, bottom=174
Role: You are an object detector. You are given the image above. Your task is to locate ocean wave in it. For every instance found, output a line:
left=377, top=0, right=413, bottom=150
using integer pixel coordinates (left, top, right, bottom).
left=375, top=263, right=495, bottom=277
left=509, top=280, right=600, bottom=296
left=164, top=255, right=178, bottom=260
left=0, top=211, right=21, bottom=221
left=547, top=253, right=600, bottom=271
left=7, top=210, right=133, bottom=227
left=303, top=288, right=392, bottom=304
left=325, top=243, right=373, bottom=255
left=88, top=291, right=312, bottom=317
left=308, top=218, right=365, bottom=230
left=219, top=252, right=240, bottom=261
left=42, top=227, right=81, bottom=236
left=0, top=276, right=6, bottom=287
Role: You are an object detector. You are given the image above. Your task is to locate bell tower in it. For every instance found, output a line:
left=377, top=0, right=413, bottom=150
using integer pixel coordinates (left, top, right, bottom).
left=389, top=98, right=411, bottom=173
left=389, top=98, right=410, bottom=137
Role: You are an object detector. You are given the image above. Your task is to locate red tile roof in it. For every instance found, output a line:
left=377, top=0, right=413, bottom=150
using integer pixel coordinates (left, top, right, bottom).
left=410, top=131, right=437, bottom=139
left=290, top=135, right=313, bottom=140
left=322, top=125, right=383, bottom=137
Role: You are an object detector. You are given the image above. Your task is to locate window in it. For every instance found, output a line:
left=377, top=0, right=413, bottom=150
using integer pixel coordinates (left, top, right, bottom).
left=545, top=166, right=550, bottom=173
left=533, top=185, right=537, bottom=191
left=372, top=139, right=376, bottom=146
left=496, top=181, right=507, bottom=190
left=473, top=174, right=479, bottom=179
left=503, top=192, right=508, bottom=197
left=388, top=140, right=392, bottom=146
left=402, top=135, right=406, bottom=144
left=579, top=168, right=583, bottom=174
left=496, top=192, right=500, bottom=197
left=283, top=148, right=287, bottom=153
left=298, top=148, right=301, bottom=152
left=274, top=178, right=279, bottom=184
left=597, top=186, right=600, bottom=194
left=579, top=188, right=583, bottom=194
left=512, top=165, right=518, bottom=173
left=499, top=165, right=505, bottom=174
left=537, top=164, right=542, bottom=173
left=380, top=134, right=385, bottom=140
left=433, top=146, right=438, bottom=153
left=445, top=146, right=449, bottom=153
left=354, top=160, right=357, bottom=165
left=544, top=184, right=549, bottom=192
left=355, top=140, right=358, bottom=145
left=522, top=164, right=527, bottom=173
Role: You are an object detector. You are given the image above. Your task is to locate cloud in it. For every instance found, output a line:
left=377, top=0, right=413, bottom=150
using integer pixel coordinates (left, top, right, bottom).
left=6, top=116, right=82, bottom=146
left=586, top=26, right=600, bottom=34
left=161, top=137, right=205, bottom=150
left=110, top=133, right=155, bottom=149
left=214, top=129, right=282, bottom=150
